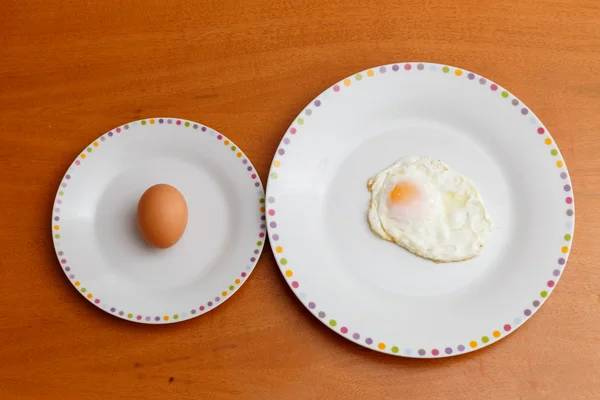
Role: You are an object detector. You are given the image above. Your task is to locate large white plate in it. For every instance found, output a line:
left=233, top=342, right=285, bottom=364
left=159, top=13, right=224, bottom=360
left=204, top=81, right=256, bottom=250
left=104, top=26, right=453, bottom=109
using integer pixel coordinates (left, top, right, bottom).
left=266, top=63, right=574, bottom=357
left=52, top=118, right=266, bottom=323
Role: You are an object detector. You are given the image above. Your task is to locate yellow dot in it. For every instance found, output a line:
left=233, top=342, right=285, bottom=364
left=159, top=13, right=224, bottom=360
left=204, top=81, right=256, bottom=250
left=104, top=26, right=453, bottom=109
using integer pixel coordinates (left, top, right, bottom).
left=87, top=293, right=93, bottom=299
left=54, top=225, right=60, bottom=231
left=237, top=152, right=242, bottom=158
left=149, top=119, right=155, bottom=124
left=275, top=246, right=283, bottom=254
left=273, top=160, right=281, bottom=168
left=556, top=160, right=563, bottom=168
left=164, top=316, right=169, bottom=321
left=222, top=291, right=227, bottom=296
left=378, top=343, right=386, bottom=350
left=561, top=246, right=568, bottom=253
left=74, top=281, right=80, bottom=286
left=455, top=70, right=463, bottom=76
left=344, top=79, right=351, bottom=87
left=469, top=341, right=477, bottom=348
left=285, top=270, right=293, bottom=277
left=235, top=279, right=241, bottom=284
left=224, top=140, right=230, bottom=145
left=493, top=330, right=501, bottom=338
left=93, top=141, right=99, bottom=147
left=81, top=154, right=86, bottom=159
left=544, top=138, right=552, bottom=145
left=367, top=70, right=375, bottom=77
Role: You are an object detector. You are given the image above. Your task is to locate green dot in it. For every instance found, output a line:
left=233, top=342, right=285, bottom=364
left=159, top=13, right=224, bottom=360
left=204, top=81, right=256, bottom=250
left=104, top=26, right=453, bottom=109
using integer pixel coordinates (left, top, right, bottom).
left=551, top=149, right=558, bottom=156
left=229, top=285, right=234, bottom=291
left=281, top=258, right=288, bottom=265
left=481, top=336, right=490, bottom=343
left=501, top=91, right=509, bottom=98
left=257, top=241, right=263, bottom=246
left=173, top=314, right=179, bottom=320
left=297, top=118, right=304, bottom=125
left=329, top=319, right=337, bottom=327
left=81, top=288, right=86, bottom=293
left=87, top=147, right=92, bottom=152
left=443, top=66, right=450, bottom=73
left=270, top=172, right=278, bottom=179
left=59, top=191, right=64, bottom=196
left=391, top=346, right=399, bottom=354
left=184, top=122, right=190, bottom=127
left=259, top=198, right=265, bottom=204
left=54, top=234, right=60, bottom=239
left=564, top=234, right=571, bottom=241
left=141, top=120, right=147, bottom=125
left=127, top=313, right=133, bottom=319
left=541, top=290, right=548, bottom=298
left=355, top=73, right=362, bottom=81
left=231, top=146, right=236, bottom=151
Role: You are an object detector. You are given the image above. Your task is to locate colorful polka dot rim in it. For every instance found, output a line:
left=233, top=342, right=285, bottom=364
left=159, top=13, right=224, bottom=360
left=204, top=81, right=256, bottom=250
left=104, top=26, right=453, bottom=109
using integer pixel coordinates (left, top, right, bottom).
left=52, top=118, right=266, bottom=323
left=265, top=63, right=574, bottom=357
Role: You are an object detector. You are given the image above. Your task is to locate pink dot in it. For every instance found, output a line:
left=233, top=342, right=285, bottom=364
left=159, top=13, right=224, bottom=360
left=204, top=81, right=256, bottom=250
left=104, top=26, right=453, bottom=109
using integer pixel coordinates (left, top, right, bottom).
left=94, top=299, right=100, bottom=304
left=251, top=174, right=257, bottom=179
left=504, top=324, right=511, bottom=332
left=116, top=127, right=121, bottom=133
left=490, top=84, right=498, bottom=91
left=136, top=315, right=142, bottom=320
left=241, top=272, right=247, bottom=277
left=217, top=135, right=223, bottom=140
left=75, top=160, right=80, bottom=165
left=537, top=127, right=545, bottom=134
left=548, top=280, right=555, bottom=287
left=56, top=199, right=62, bottom=204
left=333, top=85, right=340, bottom=92
left=404, top=64, right=411, bottom=70
left=566, top=197, right=573, bottom=204
left=432, top=349, right=439, bottom=356
left=61, top=259, right=67, bottom=264
left=341, top=326, right=348, bottom=334
left=291, top=281, right=299, bottom=288
left=268, top=209, right=275, bottom=216
left=259, top=232, right=265, bottom=238
left=290, top=128, right=297, bottom=134
left=199, top=306, right=205, bottom=311
left=176, top=120, right=181, bottom=125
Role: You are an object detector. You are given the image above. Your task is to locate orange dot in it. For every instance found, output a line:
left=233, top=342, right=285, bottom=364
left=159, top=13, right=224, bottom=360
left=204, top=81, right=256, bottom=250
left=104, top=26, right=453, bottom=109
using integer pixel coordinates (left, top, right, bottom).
left=455, top=70, right=463, bottom=76
left=561, top=246, right=568, bottom=253
left=285, top=270, right=293, bottom=277
left=87, top=293, right=93, bottom=299
left=237, top=152, right=242, bottom=158
left=260, top=207, right=265, bottom=212
left=378, top=343, right=386, bottom=350
left=224, top=140, right=230, bottom=145
left=544, top=138, right=552, bottom=145
left=222, top=291, right=227, bottom=296
left=164, top=316, right=169, bottom=321
left=469, top=341, right=477, bottom=348
left=54, top=225, right=60, bottom=231
left=273, top=160, right=281, bottom=168
left=493, top=330, right=501, bottom=338
left=367, top=70, right=375, bottom=77
left=344, top=79, right=351, bottom=87
left=81, top=154, right=86, bottom=159
left=149, top=119, right=155, bottom=124
left=556, top=160, right=563, bottom=168
left=93, top=141, right=99, bottom=147
left=74, top=281, right=80, bottom=286
left=235, top=279, right=241, bottom=284
left=275, top=246, right=283, bottom=254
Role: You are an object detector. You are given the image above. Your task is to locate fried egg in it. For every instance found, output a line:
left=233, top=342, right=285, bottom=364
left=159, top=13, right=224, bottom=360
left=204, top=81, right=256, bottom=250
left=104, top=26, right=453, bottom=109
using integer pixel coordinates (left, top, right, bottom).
left=367, top=156, right=492, bottom=262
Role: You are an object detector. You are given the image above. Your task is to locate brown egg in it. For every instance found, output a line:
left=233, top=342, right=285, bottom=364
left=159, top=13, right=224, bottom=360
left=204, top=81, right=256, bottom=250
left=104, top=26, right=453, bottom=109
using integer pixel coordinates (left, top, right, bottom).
left=137, top=184, right=188, bottom=249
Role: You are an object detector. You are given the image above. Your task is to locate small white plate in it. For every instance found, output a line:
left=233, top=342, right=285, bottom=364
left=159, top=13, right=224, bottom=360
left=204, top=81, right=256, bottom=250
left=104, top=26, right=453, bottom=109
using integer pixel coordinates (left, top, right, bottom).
left=52, top=118, right=266, bottom=323
left=266, top=63, right=574, bottom=357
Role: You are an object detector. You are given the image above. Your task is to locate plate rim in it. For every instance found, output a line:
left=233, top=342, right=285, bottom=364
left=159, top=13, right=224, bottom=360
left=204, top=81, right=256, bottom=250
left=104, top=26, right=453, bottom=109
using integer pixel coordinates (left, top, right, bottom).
left=265, top=62, right=575, bottom=357
left=52, top=117, right=267, bottom=324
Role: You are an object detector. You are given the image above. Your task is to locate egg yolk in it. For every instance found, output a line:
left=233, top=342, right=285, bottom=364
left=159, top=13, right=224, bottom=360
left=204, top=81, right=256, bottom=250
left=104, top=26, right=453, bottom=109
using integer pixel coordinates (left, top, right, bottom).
left=389, top=181, right=419, bottom=205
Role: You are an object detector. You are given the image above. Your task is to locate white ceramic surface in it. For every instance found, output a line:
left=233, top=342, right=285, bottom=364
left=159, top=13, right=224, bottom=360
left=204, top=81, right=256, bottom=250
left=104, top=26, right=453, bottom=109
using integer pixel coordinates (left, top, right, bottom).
left=266, top=63, right=574, bottom=357
left=52, top=118, right=266, bottom=323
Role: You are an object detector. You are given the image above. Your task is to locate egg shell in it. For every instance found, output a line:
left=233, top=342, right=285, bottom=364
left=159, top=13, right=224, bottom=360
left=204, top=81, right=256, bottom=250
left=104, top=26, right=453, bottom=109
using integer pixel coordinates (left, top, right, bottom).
left=137, top=184, right=188, bottom=249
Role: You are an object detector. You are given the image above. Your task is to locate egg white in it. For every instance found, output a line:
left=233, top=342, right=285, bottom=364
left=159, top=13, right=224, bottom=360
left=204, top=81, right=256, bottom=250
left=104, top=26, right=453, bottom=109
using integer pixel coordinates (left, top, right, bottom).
left=367, top=156, right=492, bottom=262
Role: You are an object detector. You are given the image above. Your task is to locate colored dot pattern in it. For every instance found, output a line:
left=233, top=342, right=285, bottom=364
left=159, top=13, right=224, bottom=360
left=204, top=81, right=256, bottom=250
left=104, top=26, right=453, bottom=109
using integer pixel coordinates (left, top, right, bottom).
left=265, top=63, right=574, bottom=357
left=53, top=118, right=266, bottom=323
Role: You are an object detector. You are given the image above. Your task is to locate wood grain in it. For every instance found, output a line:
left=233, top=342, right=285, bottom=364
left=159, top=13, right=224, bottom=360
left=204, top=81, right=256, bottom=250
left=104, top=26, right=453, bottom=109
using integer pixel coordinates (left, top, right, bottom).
left=1, top=0, right=599, bottom=399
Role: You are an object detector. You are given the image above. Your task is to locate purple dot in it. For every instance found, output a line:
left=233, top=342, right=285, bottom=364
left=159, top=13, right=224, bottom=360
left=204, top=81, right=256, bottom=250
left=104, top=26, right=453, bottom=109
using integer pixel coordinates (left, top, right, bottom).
left=201, top=126, right=207, bottom=132
left=314, top=100, right=321, bottom=107
left=272, top=234, right=279, bottom=241
left=54, top=216, right=59, bottom=221
left=445, top=347, right=453, bottom=354
left=365, top=338, right=373, bottom=345
left=283, top=138, right=290, bottom=145
left=308, top=302, right=316, bottom=309
left=559, top=258, right=565, bottom=265
left=270, top=222, right=277, bottom=228
left=564, top=184, right=571, bottom=192
left=524, top=309, right=532, bottom=316
left=65, top=266, right=70, bottom=271
left=155, top=316, right=160, bottom=321
left=247, top=166, right=253, bottom=171
left=379, top=66, right=386, bottom=73
left=261, top=215, right=266, bottom=220
left=242, top=159, right=248, bottom=164
left=208, top=302, right=213, bottom=307
left=278, top=149, right=285, bottom=155
left=392, top=65, right=399, bottom=71
left=479, top=78, right=486, bottom=84
left=468, top=73, right=475, bottom=80
left=533, top=300, right=540, bottom=307
left=166, top=119, right=171, bottom=124
left=353, top=333, right=360, bottom=340
left=159, top=118, right=164, bottom=123
left=108, top=132, right=113, bottom=137
left=560, top=172, right=567, bottom=179
left=250, top=257, right=256, bottom=262
left=100, top=136, right=105, bottom=141
left=458, top=345, right=465, bottom=352
left=69, top=274, right=74, bottom=279
left=66, top=174, right=71, bottom=180
left=305, top=109, right=312, bottom=116
left=145, top=316, right=151, bottom=321
left=553, top=269, right=561, bottom=276
left=417, top=63, right=424, bottom=70
left=215, top=297, right=220, bottom=302
left=110, top=307, right=116, bottom=312
left=521, top=108, right=529, bottom=115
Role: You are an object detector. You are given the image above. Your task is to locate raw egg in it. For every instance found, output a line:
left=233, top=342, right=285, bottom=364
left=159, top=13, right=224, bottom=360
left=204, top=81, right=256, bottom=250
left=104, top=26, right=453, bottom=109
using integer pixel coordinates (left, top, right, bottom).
left=137, top=184, right=188, bottom=249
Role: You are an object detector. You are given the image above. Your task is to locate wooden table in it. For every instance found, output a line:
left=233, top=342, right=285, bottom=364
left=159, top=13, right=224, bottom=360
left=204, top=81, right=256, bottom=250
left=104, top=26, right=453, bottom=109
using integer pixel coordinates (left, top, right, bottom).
left=1, top=1, right=599, bottom=399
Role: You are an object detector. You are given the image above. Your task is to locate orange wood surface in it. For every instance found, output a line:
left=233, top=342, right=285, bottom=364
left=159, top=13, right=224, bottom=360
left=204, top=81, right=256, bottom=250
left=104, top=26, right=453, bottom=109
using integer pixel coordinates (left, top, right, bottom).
left=1, top=1, right=599, bottom=399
